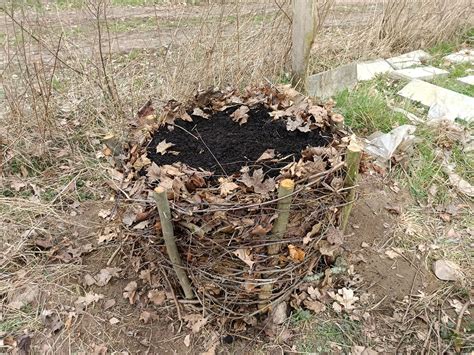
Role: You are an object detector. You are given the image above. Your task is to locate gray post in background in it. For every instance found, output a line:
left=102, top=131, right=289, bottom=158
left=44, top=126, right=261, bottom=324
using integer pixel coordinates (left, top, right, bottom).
left=291, top=0, right=315, bottom=90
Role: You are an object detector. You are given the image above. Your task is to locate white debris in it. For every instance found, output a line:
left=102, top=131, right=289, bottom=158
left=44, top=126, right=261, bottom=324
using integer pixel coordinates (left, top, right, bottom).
left=364, top=125, right=417, bottom=162
left=457, top=75, right=474, bottom=86
left=357, top=59, right=393, bottom=81
left=398, top=80, right=474, bottom=121
left=390, top=66, right=448, bottom=81
left=444, top=49, right=474, bottom=64
left=387, top=50, right=431, bottom=69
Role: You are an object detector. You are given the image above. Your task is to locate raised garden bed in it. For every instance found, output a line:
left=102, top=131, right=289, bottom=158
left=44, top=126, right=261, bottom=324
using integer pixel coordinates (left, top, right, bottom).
left=118, top=85, right=354, bottom=326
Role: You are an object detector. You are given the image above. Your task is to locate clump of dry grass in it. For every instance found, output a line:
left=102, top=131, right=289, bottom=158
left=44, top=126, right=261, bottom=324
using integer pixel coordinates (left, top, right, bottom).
left=309, top=0, right=473, bottom=72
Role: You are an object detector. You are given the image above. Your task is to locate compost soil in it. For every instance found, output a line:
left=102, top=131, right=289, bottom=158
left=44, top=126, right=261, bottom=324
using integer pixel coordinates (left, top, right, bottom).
left=147, top=105, right=331, bottom=175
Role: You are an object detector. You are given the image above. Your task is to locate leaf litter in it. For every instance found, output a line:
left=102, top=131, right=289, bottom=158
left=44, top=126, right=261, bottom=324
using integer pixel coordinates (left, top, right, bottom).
left=107, top=85, right=357, bottom=335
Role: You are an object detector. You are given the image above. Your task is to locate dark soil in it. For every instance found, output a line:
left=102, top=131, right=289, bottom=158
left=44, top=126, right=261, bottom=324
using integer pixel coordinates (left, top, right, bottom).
left=147, top=105, right=331, bottom=175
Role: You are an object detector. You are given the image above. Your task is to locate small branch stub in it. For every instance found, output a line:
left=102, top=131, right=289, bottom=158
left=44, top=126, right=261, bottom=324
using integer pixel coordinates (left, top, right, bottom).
left=268, top=179, right=295, bottom=255
left=340, top=137, right=363, bottom=233
left=153, top=187, right=194, bottom=299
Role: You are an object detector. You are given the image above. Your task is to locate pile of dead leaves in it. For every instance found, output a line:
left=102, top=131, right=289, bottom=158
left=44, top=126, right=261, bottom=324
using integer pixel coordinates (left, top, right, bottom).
left=102, top=85, right=351, bottom=320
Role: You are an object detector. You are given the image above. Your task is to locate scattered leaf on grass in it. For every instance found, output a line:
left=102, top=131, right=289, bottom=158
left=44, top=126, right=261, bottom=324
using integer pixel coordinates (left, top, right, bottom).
left=433, top=260, right=462, bottom=281
left=148, top=289, right=166, bottom=306
left=123, top=281, right=138, bottom=304
left=288, top=244, right=305, bottom=262
left=231, top=105, right=249, bottom=125
left=8, top=286, right=39, bottom=310
left=449, top=299, right=470, bottom=315
left=233, top=248, right=255, bottom=268
left=303, top=299, right=325, bottom=314
left=156, top=140, right=175, bottom=155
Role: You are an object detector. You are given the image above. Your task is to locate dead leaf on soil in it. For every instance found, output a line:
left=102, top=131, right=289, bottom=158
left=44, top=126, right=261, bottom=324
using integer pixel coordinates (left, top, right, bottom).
left=8, top=286, right=39, bottom=310
left=75, top=292, right=104, bottom=310
left=94, top=267, right=121, bottom=287
left=97, top=227, right=118, bottom=245
left=239, top=168, right=275, bottom=196
left=218, top=177, right=239, bottom=197
left=41, top=310, right=64, bottom=335
left=109, top=317, right=120, bottom=325
left=148, top=289, right=166, bottom=306
left=92, top=344, right=108, bottom=355
left=156, top=140, right=175, bottom=155
left=103, top=299, right=116, bottom=310
left=256, top=149, right=275, bottom=162
left=183, top=313, right=208, bottom=333
left=123, top=281, right=138, bottom=304
left=432, top=259, right=462, bottom=281
left=140, top=310, right=158, bottom=324
left=288, top=244, right=305, bottom=262
left=233, top=248, right=255, bottom=269
left=184, top=334, right=191, bottom=347
left=231, top=105, right=249, bottom=125
left=328, top=288, right=359, bottom=312
left=192, top=107, right=210, bottom=119
left=326, top=227, right=344, bottom=245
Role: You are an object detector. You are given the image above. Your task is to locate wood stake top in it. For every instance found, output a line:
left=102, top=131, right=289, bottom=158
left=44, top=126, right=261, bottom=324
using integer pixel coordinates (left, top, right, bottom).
left=154, top=186, right=166, bottom=194
left=280, top=179, right=295, bottom=190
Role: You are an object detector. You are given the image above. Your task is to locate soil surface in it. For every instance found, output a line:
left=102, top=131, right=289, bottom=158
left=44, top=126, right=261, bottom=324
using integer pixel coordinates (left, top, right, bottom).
left=147, top=105, right=331, bottom=175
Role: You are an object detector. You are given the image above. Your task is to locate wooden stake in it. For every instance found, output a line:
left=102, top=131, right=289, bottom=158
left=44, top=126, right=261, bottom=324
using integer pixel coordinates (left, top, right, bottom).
left=268, top=179, right=295, bottom=255
left=340, top=138, right=362, bottom=233
left=153, top=187, right=194, bottom=299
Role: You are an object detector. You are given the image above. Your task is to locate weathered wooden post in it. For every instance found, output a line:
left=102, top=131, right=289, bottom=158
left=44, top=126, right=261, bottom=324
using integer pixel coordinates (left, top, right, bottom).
left=153, top=187, right=194, bottom=299
left=340, top=137, right=362, bottom=233
left=291, top=0, right=316, bottom=90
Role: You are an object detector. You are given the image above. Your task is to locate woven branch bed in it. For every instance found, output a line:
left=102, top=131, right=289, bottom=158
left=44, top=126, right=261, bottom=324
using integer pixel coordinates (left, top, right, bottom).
left=119, top=85, right=356, bottom=321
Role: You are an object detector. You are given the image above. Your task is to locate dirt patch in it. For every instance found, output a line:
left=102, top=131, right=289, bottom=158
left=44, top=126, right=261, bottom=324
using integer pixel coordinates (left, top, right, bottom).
left=147, top=105, right=331, bottom=175
left=345, top=175, right=441, bottom=307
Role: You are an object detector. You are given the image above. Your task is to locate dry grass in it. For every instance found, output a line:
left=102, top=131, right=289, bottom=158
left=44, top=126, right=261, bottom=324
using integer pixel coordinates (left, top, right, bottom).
left=309, top=0, right=473, bottom=72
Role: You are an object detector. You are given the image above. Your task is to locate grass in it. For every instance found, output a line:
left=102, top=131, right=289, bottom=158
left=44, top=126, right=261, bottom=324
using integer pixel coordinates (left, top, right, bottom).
left=334, top=79, right=409, bottom=134
left=297, top=318, right=363, bottom=353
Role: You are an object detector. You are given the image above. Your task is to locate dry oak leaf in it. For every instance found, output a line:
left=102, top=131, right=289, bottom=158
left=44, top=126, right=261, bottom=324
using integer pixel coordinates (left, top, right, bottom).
left=218, top=177, right=239, bottom=197
left=156, top=140, right=175, bottom=155
left=75, top=292, right=104, bottom=310
left=148, top=289, right=166, bottom=306
left=239, top=168, right=275, bottom=196
left=94, top=267, right=121, bottom=287
left=183, top=313, right=208, bottom=333
left=233, top=248, right=255, bottom=269
left=231, top=105, right=249, bottom=125
left=123, top=281, right=138, bottom=304
left=192, top=107, right=210, bottom=119
left=303, top=299, right=325, bottom=314
left=329, top=288, right=359, bottom=311
left=256, top=149, right=275, bottom=162
left=139, top=310, right=158, bottom=324
left=433, top=259, right=462, bottom=281
left=288, top=244, right=305, bottom=262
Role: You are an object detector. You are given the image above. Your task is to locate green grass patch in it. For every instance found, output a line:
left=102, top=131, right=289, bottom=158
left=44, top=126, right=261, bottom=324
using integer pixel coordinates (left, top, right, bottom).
left=297, top=318, right=362, bottom=353
left=335, top=80, right=409, bottom=134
